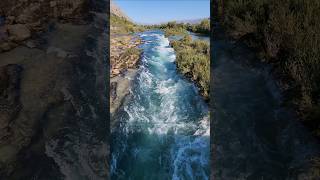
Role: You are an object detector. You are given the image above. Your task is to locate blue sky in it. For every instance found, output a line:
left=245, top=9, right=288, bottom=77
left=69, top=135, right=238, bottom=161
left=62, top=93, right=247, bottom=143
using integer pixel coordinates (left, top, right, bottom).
left=114, top=0, right=210, bottom=24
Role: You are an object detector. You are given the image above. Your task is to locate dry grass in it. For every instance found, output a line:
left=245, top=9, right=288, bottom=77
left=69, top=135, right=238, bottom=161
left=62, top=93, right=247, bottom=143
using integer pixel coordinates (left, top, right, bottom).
left=216, top=0, right=320, bottom=136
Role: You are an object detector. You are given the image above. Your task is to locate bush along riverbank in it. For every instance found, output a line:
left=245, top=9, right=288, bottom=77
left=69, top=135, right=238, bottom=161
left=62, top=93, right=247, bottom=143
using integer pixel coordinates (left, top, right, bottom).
left=215, top=0, right=320, bottom=138
left=170, top=35, right=210, bottom=101
left=153, top=20, right=210, bottom=101
left=147, top=20, right=210, bottom=37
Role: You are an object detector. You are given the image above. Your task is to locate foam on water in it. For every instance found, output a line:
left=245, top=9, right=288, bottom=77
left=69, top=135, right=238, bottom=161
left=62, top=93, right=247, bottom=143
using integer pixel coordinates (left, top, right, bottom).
left=111, top=30, right=209, bottom=179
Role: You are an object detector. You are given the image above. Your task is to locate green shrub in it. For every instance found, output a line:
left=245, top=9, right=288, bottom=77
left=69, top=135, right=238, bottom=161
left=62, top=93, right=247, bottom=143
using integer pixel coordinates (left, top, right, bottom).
left=148, top=20, right=210, bottom=36
left=188, top=19, right=210, bottom=34
left=215, top=0, right=320, bottom=135
left=164, top=27, right=188, bottom=36
left=171, top=35, right=210, bottom=100
left=111, top=14, right=145, bottom=34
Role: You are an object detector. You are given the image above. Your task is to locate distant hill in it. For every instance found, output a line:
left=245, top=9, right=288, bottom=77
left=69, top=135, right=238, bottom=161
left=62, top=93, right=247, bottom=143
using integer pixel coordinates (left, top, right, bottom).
left=110, top=0, right=131, bottom=21
left=110, top=0, right=144, bottom=34
left=176, top=18, right=210, bottom=24
left=147, top=18, right=210, bottom=25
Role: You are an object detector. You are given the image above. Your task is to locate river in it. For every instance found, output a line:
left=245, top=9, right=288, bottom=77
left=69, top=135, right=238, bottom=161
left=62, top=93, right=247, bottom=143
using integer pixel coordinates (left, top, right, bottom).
left=168, top=31, right=210, bottom=43
left=111, top=30, right=210, bottom=179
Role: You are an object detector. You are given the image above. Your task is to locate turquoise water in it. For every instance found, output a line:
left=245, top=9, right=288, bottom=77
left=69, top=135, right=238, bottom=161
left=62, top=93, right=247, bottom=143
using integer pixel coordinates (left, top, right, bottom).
left=188, top=32, right=210, bottom=42
left=168, top=32, right=210, bottom=43
left=111, top=30, right=210, bottom=179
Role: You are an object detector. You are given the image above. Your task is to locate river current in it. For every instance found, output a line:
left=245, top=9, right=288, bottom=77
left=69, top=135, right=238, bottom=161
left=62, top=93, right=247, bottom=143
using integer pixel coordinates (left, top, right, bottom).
left=111, top=30, right=210, bottom=179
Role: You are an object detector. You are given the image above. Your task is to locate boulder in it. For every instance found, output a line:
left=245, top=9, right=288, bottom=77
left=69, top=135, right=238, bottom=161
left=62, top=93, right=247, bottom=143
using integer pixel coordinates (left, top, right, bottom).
left=0, top=42, right=12, bottom=52
left=7, top=24, right=31, bottom=42
left=110, top=82, right=117, bottom=101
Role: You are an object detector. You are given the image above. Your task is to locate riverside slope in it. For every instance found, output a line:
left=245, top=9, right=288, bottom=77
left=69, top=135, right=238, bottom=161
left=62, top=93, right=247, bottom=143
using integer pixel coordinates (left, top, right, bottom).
left=111, top=30, right=210, bottom=179
left=110, top=0, right=143, bottom=118
left=211, top=27, right=320, bottom=179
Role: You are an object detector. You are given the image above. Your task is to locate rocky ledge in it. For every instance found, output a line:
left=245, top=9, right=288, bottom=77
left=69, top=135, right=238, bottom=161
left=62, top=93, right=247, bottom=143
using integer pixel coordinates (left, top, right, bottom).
left=110, top=33, right=142, bottom=121
left=110, top=34, right=142, bottom=77
left=0, top=0, right=109, bottom=179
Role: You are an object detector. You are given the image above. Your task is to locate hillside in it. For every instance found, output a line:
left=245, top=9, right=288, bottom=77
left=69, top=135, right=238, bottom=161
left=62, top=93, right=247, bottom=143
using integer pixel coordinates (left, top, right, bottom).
left=110, top=0, right=131, bottom=21
left=215, top=0, right=320, bottom=139
left=110, top=0, right=144, bottom=34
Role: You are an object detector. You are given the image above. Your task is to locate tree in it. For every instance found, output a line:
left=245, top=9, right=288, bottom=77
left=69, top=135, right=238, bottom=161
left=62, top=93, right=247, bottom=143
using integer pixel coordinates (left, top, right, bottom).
left=199, top=19, right=210, bottom=33
left=167, top=21, right=177, bottom=28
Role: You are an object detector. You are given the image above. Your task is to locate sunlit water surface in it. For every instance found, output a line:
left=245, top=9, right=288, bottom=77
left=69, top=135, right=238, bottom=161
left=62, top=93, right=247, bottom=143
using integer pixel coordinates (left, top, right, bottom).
left=111, top=30, right=210, bottom=180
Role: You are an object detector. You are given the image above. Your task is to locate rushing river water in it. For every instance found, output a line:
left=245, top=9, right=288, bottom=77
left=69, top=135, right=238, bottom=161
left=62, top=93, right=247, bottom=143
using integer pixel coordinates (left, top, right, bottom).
left=111, top=30, right=210, bottom=179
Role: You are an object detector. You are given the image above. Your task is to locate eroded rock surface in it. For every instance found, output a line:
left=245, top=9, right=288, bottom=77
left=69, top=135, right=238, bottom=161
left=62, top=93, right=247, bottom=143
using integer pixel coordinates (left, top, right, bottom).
left=110, top=35, right=142, bottom=78
left=0, top=0, right=109, bottom=179
left=0, top=64, right=22, bottom=145
left=0, top=0, right=89, bottom=52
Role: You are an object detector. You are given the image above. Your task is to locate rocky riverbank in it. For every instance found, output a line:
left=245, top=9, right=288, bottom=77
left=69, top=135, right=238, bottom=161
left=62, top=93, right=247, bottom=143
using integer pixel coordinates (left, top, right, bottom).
left=0, top=0, right=109, bottom=179
left=110, top=2, right=144, bottom=120
left=110, top=34, right=142, bottom=77
left=110, top=34, right=142, bottom=121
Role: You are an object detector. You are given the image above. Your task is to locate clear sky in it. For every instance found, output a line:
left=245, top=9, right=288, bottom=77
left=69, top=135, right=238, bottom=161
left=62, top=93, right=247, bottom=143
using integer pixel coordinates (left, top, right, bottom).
left=114, top=0, right=210, bottom=24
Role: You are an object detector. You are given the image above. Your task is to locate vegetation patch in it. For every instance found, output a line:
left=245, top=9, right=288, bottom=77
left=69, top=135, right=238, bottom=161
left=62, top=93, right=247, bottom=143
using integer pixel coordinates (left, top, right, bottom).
left=147, top=20, right=210, bottom=36
left=170, top=35, right=210, bottom=101
left=187, top=19, right=210, bottom=34
left=215, top=0, right=320, bottom=138
left=111, top=14, right=145, bottom=34
left=144, top=20, right=210, bottom=101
